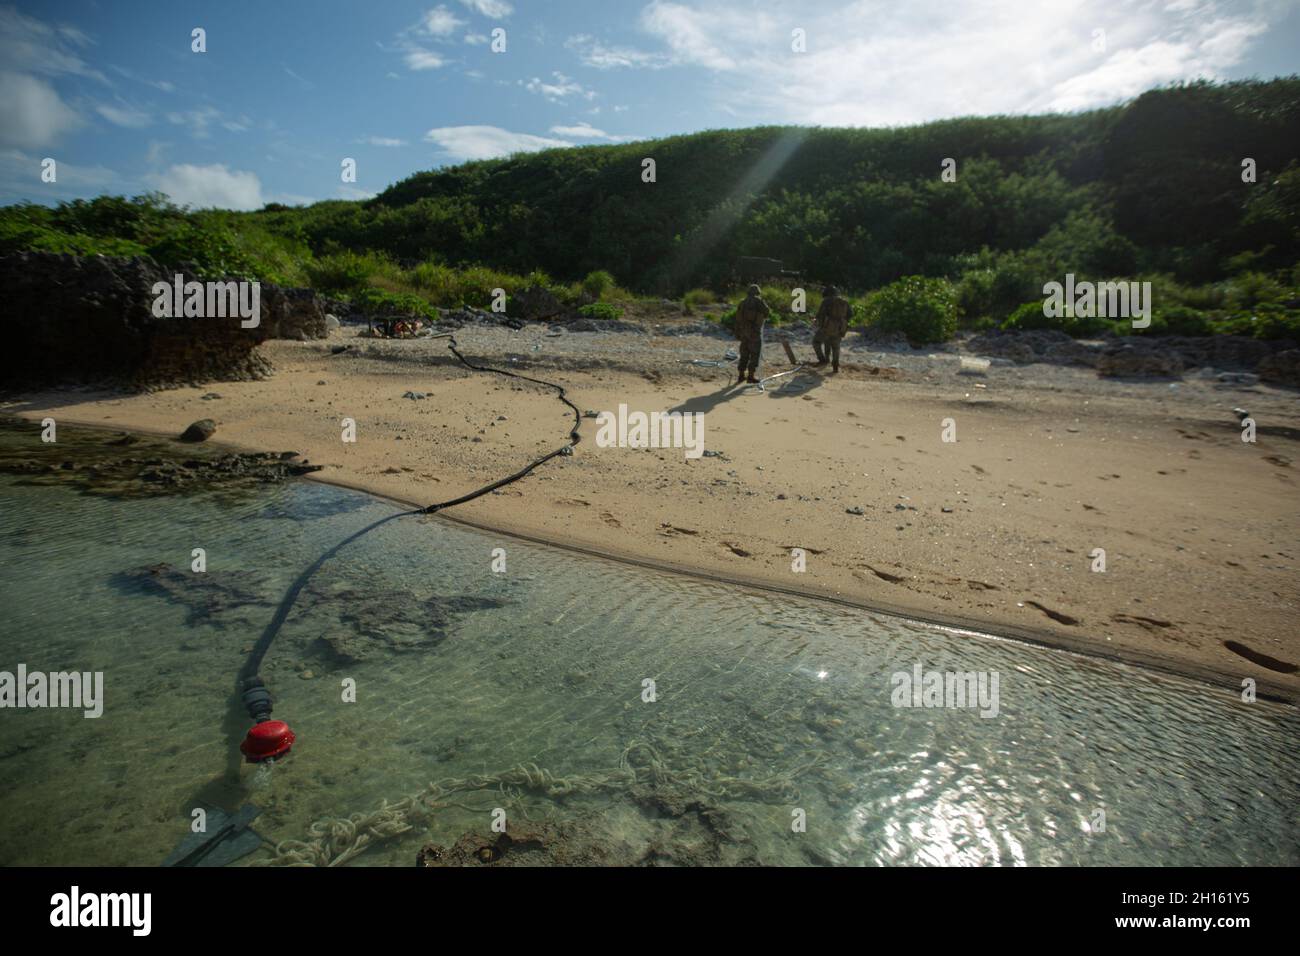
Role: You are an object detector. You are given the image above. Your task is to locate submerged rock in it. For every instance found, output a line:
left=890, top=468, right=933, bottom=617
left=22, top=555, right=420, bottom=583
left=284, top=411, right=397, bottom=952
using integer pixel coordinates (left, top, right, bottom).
left=0, top=418, right=320, bottom=499
left=301, top=585, right=509, bottom=662
left=416, top=794, right=758, bottom=867
left=111, top=562, right=275, bottom=627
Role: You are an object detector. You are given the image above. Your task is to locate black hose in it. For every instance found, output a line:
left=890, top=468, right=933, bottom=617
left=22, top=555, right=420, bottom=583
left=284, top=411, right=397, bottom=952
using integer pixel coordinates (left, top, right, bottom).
left=422, top=337, right=582, bottom=513
left=238, top=333, right=582, bottom=723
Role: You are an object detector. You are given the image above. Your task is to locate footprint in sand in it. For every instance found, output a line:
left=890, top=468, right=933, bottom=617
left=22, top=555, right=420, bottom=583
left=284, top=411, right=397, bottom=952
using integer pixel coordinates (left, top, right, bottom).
left=1024, top=600, right=1078, bottom=626
left=556, top=497, right=591, bottom=507
left=1222, top=640, right=1298, bottom=674
left=859, top=563, right=906, bottom=584
left=600, top=512, right=622, bottom=528
left=659, top=524, right=699, bottom=536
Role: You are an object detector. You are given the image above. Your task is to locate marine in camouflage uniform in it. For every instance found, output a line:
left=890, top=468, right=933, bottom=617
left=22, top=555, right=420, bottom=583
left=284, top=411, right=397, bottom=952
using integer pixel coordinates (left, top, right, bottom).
left=813, top=285, right=851, bottom=374
left=733, top=284, right=770, bottom=384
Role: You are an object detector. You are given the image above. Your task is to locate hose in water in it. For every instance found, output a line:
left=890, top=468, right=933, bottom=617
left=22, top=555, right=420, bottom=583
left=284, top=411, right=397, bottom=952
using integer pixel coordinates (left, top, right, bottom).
left=238, top=333, right=583, bottom=730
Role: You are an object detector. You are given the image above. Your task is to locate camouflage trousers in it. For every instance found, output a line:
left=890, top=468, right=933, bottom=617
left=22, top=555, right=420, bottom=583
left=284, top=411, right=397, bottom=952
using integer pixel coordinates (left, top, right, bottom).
left=813, top=333, right=842, bottom=370
left=738, top=335, right=762, bottom=376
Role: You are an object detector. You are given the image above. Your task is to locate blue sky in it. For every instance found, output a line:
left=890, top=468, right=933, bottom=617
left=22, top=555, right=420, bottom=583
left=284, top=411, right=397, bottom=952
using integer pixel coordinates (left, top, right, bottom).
left=2, top=0, right=1297, bottom=209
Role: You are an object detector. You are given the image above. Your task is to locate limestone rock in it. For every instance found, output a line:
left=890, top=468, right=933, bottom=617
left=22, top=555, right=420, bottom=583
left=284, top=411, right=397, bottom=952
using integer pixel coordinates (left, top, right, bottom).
left=178, top=419, right=217, bottom=442
left=1258, top=349, right=1300, bottom=389
left=0, top=252, right=271, bottom=388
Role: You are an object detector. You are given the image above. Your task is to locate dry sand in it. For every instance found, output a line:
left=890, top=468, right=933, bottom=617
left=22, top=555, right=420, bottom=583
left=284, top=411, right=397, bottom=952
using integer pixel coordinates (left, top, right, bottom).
left=8, top=322, right=1298, bottom=701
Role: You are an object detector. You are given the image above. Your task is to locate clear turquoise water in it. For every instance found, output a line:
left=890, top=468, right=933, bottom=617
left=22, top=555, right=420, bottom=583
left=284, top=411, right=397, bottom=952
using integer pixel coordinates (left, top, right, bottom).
left=0, top=473, right=1296, bottom=866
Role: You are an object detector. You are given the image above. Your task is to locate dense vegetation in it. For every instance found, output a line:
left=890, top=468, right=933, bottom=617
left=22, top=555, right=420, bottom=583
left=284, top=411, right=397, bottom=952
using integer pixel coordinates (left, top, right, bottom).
left=3, top=78, right=1298, bottom=341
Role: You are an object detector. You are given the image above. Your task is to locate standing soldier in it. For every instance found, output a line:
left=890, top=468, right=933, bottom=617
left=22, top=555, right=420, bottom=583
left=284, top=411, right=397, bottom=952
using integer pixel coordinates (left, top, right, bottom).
left=733, top=284, right=770, bottom=384
left=813, top=285, right=851, bottom=374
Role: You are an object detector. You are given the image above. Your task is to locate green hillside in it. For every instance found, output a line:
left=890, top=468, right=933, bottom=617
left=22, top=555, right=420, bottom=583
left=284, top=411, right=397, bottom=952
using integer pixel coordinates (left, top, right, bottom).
left=4, top=77, right=1298, bottom=339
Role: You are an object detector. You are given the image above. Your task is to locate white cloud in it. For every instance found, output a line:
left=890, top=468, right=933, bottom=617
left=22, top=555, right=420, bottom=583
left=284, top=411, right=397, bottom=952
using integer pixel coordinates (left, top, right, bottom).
left=110, top=65, right=177, bottom=93
left=638, top=0, right=751, bottom=71
left=0, top=6, right=106, bottom=82
left=283, top=65, right=314, bottom=90
left=96, top=103, right=151, bottom=128
left=464, top=32, right=488, bottom=45
left=339, top=185, right=377, bottom=200
left=424, top=125, right=571, bottom=161
left=421, top=6, right=465, bottom=37
left=565, top=33, right=669, bottom=70
left=362, top=136, right=407, bottom=147
left=592, top=0, right=1279, bottom=126
left=390, top=5, right=468, bottom=70
left=549, top=122, right=628, bottom=141
left=0, top=71, right=82, bottom=147
left=459, top=0, right=513, bottom=17
left=145, top=163, right=264, bottom=210
left=163, top=108, right=250, bottom=137
left=522, top=72, right=596, bottom=102
left=404, top=48, right=446, bottom=70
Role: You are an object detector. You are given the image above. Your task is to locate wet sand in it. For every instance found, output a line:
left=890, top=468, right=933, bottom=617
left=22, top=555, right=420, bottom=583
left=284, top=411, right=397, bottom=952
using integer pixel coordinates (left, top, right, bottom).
left=8, top=325, right=1299, bottom=701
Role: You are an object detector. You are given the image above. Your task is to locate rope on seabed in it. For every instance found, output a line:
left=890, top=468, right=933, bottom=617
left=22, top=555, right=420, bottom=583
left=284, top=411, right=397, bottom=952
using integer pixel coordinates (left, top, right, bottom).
left=260, top=743, right=828, bottom=867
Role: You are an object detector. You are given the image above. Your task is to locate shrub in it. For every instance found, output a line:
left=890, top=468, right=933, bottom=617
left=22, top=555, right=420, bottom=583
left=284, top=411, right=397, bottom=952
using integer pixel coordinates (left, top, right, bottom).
left=577, top=302, right=623, bottom=320
left=354, top=288, right=436, bottom=320
left=581, top=269, right=617, bottom=299
left=955, top=268, right=997, bottom=324
left=1000, top=299, right=1113, bottom=337
left=683, top=288, right=716, bottom=309
left=145, top=222, right=259, bottom=280
left=307, top=250, right=390, bottom=292
left=1212, top=306, right=1300, bottom=339
left=1151, top=304, right=1212, bottom=336
left=865, top=275, right=958, bottom=345
left=1224, top=271, right=1288, bottom=311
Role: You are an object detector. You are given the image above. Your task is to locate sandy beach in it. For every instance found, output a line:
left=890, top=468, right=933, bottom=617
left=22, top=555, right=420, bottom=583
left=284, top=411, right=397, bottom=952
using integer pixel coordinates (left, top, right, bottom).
left=8, top=320, right=1298, bottom=701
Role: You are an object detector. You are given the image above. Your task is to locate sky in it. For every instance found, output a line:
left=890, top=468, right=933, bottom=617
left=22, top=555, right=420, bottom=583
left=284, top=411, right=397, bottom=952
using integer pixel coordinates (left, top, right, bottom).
left=2, top=0, right=1296, bottom=208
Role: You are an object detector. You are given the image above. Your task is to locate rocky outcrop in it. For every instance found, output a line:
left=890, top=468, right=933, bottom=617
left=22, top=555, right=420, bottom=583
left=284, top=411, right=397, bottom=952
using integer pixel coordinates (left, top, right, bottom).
left=1134, top=334, right=1288, bottom=371
left=259, top=286, right=328, bottom=340
left=967, top=329, right=1098, bottom=366
left=0, top=252, right=271, bottom=388
left=966, top=329, right=1295, bottom=380
left=1096, top=343, right=1184, bottom=378
left=1258, top=349, right=1300, bottom=388
left=509, top=284, right=566, bottom=321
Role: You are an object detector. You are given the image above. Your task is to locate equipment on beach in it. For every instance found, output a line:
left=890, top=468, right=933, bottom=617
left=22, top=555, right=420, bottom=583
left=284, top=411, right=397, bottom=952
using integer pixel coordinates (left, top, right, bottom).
left=235, top=334, right=583, bottom=784
left=754, top=366, right=806, bottom=392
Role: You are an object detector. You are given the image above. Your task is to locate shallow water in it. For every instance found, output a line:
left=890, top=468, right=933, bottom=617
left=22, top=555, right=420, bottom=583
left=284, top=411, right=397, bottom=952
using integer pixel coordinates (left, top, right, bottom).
left=0, top=466, right=1297, bottom=866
